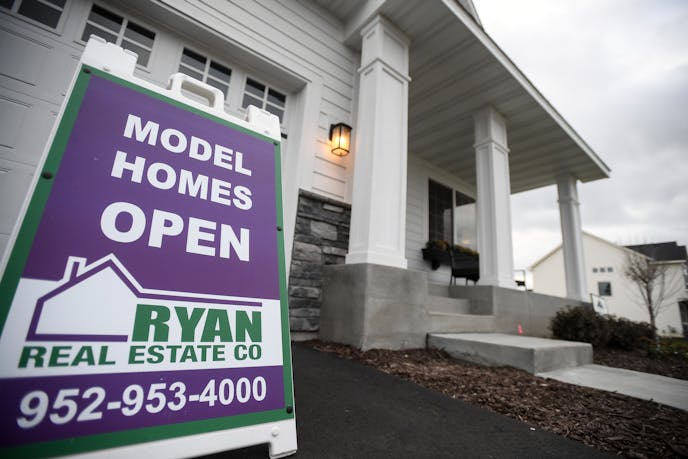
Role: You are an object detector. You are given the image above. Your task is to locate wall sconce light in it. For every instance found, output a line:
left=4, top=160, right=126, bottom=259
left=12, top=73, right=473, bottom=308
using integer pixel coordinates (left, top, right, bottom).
left=329, top=123, right=352, bottom=156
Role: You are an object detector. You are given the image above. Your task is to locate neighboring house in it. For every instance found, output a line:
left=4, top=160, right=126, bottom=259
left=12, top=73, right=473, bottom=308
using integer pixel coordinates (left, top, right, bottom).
left=1, top=0, right=610, bottom=345
left=531, top=233, right=688, bottom=337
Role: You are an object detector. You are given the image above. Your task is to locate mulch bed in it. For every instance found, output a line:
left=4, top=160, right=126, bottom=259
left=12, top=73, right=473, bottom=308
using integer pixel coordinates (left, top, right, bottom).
left=306, top=340, right=688, bottom=458
left=594, top=348, right=688, bottom=380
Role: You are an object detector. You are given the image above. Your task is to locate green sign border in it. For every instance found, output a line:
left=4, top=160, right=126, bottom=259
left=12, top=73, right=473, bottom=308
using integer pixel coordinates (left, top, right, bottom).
left=0, top=65, right=294, bottom=458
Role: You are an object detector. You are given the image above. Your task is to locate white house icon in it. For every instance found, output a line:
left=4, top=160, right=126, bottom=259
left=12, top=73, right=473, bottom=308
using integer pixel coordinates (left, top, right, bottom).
left=27, top=255, right=262, bottom=342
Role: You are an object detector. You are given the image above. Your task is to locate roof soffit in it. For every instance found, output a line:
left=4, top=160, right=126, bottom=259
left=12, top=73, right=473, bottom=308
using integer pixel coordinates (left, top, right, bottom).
left=334, top=0, right=611, bottom=193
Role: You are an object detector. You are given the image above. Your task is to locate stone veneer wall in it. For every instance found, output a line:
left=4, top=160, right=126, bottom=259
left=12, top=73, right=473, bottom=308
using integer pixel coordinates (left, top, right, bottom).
left=288, top=190, right=351, bottom=331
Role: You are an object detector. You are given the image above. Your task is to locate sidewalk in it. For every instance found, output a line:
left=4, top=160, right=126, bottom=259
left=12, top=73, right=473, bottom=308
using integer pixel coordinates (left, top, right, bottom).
left=538, top=364, right=688, bottom=412
left=205, top=343, right=613, bottom=458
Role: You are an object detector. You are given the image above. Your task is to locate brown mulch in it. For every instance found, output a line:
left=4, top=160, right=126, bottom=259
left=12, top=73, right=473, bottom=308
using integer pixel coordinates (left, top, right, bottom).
left=306, top=340, right=688, bottom=458
left=594, top=348, right=688, bottom=381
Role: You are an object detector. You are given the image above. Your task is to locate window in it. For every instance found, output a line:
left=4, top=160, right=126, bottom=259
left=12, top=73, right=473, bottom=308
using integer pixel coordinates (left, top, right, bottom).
left=428, top=180, right=476, bottom=250
left=1, top=0, right=66, bottom=28
left=592, top=268, right=598, bottom=273
left=242, top=78, right=287, bottom=123
left=679, top=301, right=688, bottom=336
left=598, top=281, right=612, bottom=296
left=178, top=48, right=232, bottom=97
left=428, top=180, right=453, bottom=243
left=81, top=4, right=155, bottom=67
left=453, top=190, right=476, bottom=250
left=607, top=266, right=613, bottom=272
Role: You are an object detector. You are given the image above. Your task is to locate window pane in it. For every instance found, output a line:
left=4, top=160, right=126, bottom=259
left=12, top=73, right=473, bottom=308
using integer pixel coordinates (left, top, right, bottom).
left=18, top=0, right=62, bottom=28
left=598, top=282, right=612, bottom=296
left=122, top=40, right=150, bottom=66
left=242, top=94, right=263, bottom=109
left=428, top=180, right=453, bottom=243
left=45, top=0, right=66, bottom=7
left=265, top=104, right=284, bottom=122
left=0, top=0, right=16, bottom=8
left=124, top=21, right=155, bottom=48
left=267, top=88, right=286, bottom=106
left=81, top=23, right=117, bottom=44
left=178, top=66, right=203, bottom=81
left=208, top=61, right=231, bottom=81
left=181, top=48, right=206, bottom=71
left=454, top=191, right=476, bottom=250
left=245, top=78, right=265, bottom=98
left=205, top=78, right=228, bottom=97
left=88, top=4, right=122, bottom=33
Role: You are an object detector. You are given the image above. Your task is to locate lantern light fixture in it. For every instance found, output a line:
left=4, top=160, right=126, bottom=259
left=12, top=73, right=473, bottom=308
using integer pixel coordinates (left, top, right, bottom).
left=329, top=123, right=352, bottom=156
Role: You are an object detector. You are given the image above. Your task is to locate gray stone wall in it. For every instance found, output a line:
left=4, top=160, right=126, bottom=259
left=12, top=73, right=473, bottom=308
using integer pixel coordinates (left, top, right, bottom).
left=289, top=190, right=351, bottom=331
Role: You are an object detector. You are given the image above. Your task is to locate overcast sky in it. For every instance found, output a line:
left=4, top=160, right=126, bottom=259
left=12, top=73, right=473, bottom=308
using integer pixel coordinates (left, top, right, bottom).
left=474, top=0, right=688, bottom=270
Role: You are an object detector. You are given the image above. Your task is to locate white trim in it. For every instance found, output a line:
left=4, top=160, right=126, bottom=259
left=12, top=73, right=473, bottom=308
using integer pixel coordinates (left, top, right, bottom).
left=75, top=2, right=159, bottom=72
left=441, top=0, right=611, bottom=179
left=0, top=0, right=71, bottom=35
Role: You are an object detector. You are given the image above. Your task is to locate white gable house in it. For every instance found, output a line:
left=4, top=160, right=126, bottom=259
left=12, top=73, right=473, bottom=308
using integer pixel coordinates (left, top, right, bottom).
left=531, top=233, right=688, bottom=337
left=1, top=0, right=611, bottom=348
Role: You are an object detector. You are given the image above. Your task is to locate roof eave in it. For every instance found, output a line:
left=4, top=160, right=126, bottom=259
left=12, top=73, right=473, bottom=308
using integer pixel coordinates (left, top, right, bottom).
left=441, top=0, right=611, bottom=180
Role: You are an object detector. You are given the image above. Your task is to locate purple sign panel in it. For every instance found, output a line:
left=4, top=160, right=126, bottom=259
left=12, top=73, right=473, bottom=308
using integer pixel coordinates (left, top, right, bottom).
left=0, top=69, right=290, bottom=454
left=25, top=75, right=279, bottom=299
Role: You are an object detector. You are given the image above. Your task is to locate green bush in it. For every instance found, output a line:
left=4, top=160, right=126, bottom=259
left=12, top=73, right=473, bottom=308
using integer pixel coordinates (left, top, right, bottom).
left=606, top=316, right=653, bottom=350
left=550, top=306, right=653, bottom=351
left=649, top=338, right=688, bottom=360
left=550, top=306, right=610, bottom=348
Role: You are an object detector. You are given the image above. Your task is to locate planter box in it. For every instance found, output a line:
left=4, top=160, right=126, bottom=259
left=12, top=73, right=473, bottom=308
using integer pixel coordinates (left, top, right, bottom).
left=422, top=247, right=479, bottom=283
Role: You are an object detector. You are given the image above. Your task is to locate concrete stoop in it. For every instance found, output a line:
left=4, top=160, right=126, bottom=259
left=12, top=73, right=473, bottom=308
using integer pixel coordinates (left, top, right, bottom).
left=428, top=333, right=593, bottom=374
left=425, top=295, right=473, bottom=315
left=424, top=285, right=496, bottom=333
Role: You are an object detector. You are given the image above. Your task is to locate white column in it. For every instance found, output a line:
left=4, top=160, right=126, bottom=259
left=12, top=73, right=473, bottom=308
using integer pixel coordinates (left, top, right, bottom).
left=557, top=175, right=587, bottom=301
left=474, top=106, right=514, bottom=287
left=345, top=16, right=410, bottom=268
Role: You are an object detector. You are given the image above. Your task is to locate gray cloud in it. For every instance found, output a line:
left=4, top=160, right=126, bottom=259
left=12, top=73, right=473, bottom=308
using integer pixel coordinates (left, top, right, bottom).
left=476, top=0, right=688, bottom=269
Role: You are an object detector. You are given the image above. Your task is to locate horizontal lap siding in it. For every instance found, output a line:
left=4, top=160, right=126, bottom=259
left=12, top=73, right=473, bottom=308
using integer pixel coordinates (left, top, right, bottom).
left=182, top=0, right=357, bottom=201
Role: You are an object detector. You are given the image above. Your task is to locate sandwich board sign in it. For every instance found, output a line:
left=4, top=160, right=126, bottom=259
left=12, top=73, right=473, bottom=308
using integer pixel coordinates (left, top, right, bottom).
left=0, top=38, right=296, bottom=458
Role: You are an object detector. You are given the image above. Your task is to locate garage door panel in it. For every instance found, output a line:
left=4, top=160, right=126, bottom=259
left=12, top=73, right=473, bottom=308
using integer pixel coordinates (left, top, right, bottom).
left=0, top=88, right=58, bottom=166
left=44, top=51, right=80, bottom=98
left=0, top=26, right=51, bottom=87
left=0, top=159, right=34, bottom=247
left=0, top=95, right=29, bottom=149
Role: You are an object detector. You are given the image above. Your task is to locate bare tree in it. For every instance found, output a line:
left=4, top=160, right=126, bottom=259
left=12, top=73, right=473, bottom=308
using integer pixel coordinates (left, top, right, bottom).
left=623, top=249, right=683, bottom=343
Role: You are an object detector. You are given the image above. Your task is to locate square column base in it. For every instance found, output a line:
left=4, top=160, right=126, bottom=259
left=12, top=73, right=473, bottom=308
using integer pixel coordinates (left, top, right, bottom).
left=320, top=263, right=426, bottom=350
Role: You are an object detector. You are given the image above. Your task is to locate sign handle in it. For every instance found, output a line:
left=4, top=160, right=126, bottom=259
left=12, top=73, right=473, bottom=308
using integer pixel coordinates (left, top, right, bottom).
left=168, top=72, right=225, bottom=112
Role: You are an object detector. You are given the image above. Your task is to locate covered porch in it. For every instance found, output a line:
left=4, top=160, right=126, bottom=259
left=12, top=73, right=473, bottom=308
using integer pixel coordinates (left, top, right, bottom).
left=336, top=0, right=609, bottom=301
left=317, top=0, right=609, bottom=349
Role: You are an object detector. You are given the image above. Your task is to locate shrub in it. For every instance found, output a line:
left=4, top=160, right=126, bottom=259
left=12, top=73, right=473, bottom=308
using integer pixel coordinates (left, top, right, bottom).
left=550, top=306, right=653, bottom=351
left=606, top=316, right=653, bottom=350
left=649, top=338, right=688, bottom=360
left=550, top=306, right=610, bottom=348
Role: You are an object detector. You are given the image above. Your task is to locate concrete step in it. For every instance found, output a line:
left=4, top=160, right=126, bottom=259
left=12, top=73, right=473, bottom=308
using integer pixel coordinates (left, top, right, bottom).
left=425, top=295, right=472, bottom=315
left=427, top=283, right=450, bottom=297
left=427, top=333, right=592, bottom=374
left=425, top=314, right=496, bottom=334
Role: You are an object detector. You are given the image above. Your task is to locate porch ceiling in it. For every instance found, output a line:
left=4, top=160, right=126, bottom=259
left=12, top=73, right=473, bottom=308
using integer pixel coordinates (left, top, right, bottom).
left=325, top=0, right=611, bottom=194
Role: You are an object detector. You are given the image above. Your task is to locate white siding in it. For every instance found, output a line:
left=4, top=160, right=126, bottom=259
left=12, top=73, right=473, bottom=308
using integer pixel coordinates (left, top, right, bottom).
left=532, top=233, right=686, bottom=336
left=405, top=153, right=475, bottom=284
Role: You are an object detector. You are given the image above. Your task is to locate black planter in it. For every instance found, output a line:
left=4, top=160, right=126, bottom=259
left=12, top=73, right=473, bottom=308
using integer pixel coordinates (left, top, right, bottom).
left=422, top=247, right=479, bottom=283
left=421, top=247, right=450, bottom=270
